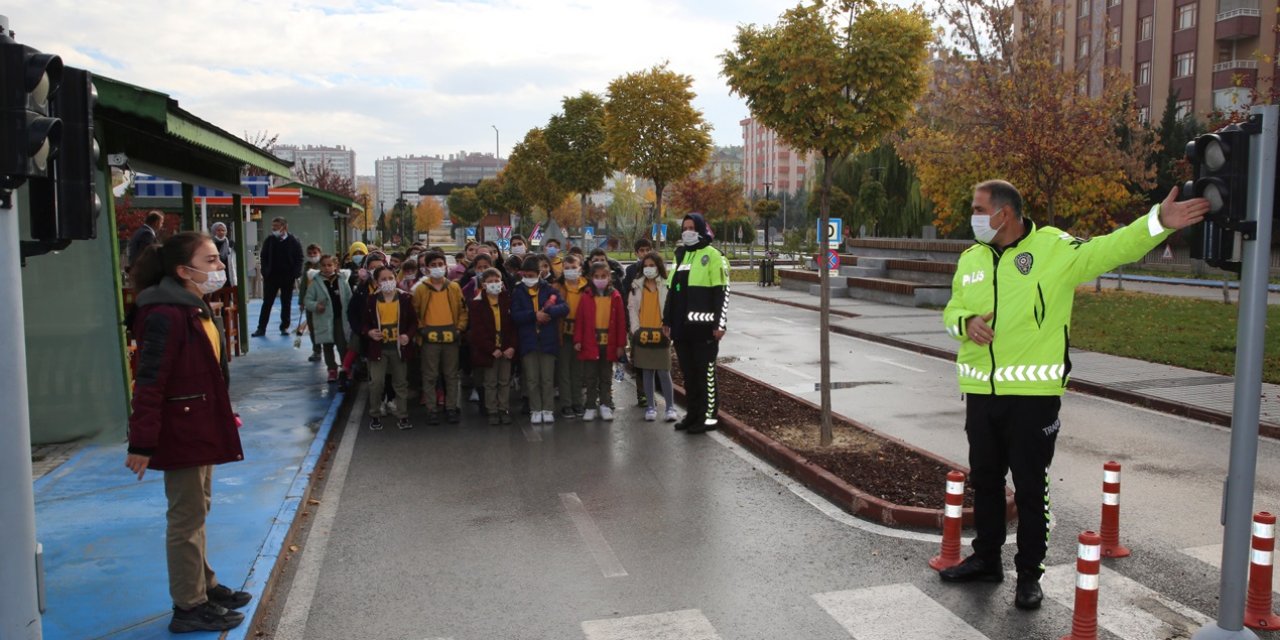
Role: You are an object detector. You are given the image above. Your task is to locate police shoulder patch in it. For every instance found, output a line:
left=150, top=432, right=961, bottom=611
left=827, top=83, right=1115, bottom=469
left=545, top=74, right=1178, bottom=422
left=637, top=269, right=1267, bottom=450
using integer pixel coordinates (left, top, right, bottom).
left=1015, top=252, right=1034, bottom=275
left=701, top=254, right=710, bottom=266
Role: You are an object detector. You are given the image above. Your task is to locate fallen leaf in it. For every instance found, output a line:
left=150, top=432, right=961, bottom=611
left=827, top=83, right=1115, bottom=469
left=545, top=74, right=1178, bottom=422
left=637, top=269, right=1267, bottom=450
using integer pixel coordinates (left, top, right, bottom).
left=288, top=544, right=299, bottom=552
left=307, top=498, right=321, bottom=505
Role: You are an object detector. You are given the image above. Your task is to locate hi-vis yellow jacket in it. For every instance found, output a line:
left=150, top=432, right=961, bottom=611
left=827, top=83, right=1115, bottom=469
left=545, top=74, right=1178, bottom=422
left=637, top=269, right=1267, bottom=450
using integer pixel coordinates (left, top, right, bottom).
left=943, top=205, right=1174, bottom=396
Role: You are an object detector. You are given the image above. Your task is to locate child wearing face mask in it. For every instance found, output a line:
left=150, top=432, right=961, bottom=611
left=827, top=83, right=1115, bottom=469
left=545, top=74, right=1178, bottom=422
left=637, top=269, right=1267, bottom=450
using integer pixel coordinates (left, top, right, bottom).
left=509, top=235, right=529, bottom=258
left=299, top=244, right=324, bottom=362
left=468, top=268, right=517, bottom=425
left=398, top=259, right=420, bottom=293
left=303, top=255, right=353, bottom=382
left=544, top=238, right=564, bottom=278
left=511, top=256, right=569, bottom=424
left=573, top=261, right=627, bottom=421
left=361, top=267, right=415, bottom=431
left=411, top=251, right=468, bottom=424
left=628, top=254, right=677, bottom=422
left=555, top=255, right=589, bottom=418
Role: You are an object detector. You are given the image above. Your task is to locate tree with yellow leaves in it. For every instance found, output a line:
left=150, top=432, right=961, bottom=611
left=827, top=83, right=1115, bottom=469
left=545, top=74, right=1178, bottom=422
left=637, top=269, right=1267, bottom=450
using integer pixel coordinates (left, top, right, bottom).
left=414, top=197, right=446, bottom=232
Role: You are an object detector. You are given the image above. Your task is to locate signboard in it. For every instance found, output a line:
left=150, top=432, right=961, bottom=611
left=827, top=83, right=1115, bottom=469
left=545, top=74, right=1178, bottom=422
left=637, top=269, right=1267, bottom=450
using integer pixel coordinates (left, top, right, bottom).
left=465, top=227, right=477, bottom=242
left=496, top=238, right=511, bottom=253
left=826, top=249, right=840, bottom=276
left=818, top=218, right=843, bottom=249
left=584, top=226, right=595, bottom=242
left=496, top=226, right=512, bottom=240
left=530, top=223, right=543, bottom=247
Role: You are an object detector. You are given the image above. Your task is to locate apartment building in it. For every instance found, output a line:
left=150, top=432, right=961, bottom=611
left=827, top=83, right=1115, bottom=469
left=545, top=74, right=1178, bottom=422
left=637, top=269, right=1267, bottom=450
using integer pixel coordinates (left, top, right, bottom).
left=740, top=117, right=812, bottom=198
left=273, top=144, right=357, bottom=182
left=1051, top=0, right=1278, bottom=123
left=441, top=151, right=505, bottom=184
left=375, top=155, right=444, bottom=208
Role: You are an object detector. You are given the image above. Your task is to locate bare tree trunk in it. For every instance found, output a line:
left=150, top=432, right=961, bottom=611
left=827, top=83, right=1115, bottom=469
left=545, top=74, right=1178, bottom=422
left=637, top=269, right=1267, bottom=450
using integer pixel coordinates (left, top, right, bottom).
left=580, top=192, right=588, bottom=232
left=819, top=152, right=834, bottom=447
left=654, top=180, right=665, bottom=226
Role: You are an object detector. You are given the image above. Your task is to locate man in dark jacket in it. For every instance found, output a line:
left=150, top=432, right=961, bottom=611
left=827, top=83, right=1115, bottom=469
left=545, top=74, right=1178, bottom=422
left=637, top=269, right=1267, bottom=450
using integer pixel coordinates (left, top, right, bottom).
left=663, top=213, right=728, bottom=434
left=252, top=217, right=304, bottom=337
left=127, top=211, right=164, bottom=268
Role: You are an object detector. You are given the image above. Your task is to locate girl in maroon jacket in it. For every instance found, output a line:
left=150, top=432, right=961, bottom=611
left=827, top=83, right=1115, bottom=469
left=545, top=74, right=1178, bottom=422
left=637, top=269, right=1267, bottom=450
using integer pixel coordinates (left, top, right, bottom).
left=573, top=261, right=627, bottom=421
left=125, top=232, right=252, bottom=634
left=468, top=268, right=517, bottom=425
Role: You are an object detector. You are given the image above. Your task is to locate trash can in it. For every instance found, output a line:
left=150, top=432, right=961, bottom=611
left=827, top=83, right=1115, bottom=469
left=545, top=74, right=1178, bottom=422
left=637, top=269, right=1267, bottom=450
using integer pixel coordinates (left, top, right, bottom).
left=759, top=257, right=775, bottom=287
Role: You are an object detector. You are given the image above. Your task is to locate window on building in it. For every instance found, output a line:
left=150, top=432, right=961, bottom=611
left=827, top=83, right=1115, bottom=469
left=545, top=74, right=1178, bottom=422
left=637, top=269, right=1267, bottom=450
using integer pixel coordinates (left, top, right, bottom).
left=1108, top=26, right=1121, bottom=49
left=1107, top=0, right=1121, bottom=6
left=1176, top=99, right=1194, bottom=119
left=1138, top=106, right=1150, bottom=124
left=1054, top=47, right=1064, bottom=65
left=1078, top=36, right=1090, bottom=59
left=1079, top=1, right=1090, bottom=18
left=1137, top=61, right=1151, bottom=85
left=1176, top=3, right=1197, bottom=30
left=1053, top=8, right=1064, bottom=27
left=1139, top=15, right=1153, bottom=41
left=1175, top=51, right=1195, bottom=77
left=1078, top=75, right=1089, bottom=95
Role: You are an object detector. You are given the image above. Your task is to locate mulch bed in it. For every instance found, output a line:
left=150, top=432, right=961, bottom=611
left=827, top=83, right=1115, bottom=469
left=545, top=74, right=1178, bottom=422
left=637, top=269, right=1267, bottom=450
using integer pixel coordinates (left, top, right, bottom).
left=673, top=360, right=975, bottom=510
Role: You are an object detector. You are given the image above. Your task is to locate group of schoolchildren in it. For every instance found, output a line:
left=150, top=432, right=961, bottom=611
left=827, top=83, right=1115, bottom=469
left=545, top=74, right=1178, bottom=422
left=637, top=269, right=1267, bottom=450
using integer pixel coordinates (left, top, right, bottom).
left=292, top=235, right=679, bottom=430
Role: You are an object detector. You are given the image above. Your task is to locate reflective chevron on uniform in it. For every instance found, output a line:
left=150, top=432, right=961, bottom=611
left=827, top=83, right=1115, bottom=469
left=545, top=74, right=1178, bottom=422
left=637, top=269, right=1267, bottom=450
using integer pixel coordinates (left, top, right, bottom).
left=992, top=364, right=1063, bottom=382
left=687, top=312, right=716, bottom=323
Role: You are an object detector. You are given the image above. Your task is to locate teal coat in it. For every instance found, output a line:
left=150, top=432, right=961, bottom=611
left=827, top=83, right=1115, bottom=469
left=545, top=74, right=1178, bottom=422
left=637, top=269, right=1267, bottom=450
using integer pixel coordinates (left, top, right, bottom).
left=302, top=269, right=353, bottom=344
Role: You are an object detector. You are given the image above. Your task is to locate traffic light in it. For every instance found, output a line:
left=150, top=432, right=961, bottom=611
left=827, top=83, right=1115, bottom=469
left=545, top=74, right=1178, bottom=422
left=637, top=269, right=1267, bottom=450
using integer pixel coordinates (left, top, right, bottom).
left=0, top=37, right=62, bottom=188
left=1184, top=122, right=1254, bottom=272
left=49, top=67, right=99, bottom=240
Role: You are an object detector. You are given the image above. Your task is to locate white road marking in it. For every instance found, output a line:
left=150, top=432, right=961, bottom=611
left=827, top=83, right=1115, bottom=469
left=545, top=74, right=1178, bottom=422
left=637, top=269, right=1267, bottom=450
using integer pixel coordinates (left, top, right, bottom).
left=1183, top=543, right=1280, bottom=593
left=774, top=365, right=816, bottom=380
left=777, top=317, right=798, bottom=325
left=813, top=583, right=989, bottom=640
left=1040, top=564, right=1210, bottom=640
left=560, top=492, right=628, bottom=578
left=274, top=394, right=366, bottom=640
left=867, top=356, right=927, bottom=373
left=708, top=431, right=968, bottom=545
left=521, top=422, right=543, bottom=442
left=582, top=609, right=721, bottom=640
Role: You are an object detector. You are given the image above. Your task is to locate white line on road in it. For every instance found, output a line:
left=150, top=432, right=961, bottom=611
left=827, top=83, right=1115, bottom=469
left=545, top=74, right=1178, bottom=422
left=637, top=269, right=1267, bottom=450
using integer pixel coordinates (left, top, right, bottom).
left=774, top=365, right=816, bottom=380
left=1183, top=543, right=1280, bottom=593
left=777, top=317, right=798, bottom=325
left=560, top=492, right=628, bottom=578
left=521, top=423, right=542, bottom=442
left=274, top=393, right=366, bottom=640
left=813, top=584, right=990, bottom=640
left=582, top=609, right=721, bottom=640
left=1040, top=564, right=1209, bottom=640
left=867, top=355, right=927, bottom=373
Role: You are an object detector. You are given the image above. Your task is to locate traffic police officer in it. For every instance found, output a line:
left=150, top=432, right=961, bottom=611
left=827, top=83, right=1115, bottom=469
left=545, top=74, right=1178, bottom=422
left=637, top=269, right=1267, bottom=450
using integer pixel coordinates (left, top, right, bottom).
left=663, top=213, right=729, bottom=434
left=939, top=180, right=1208, bottom=609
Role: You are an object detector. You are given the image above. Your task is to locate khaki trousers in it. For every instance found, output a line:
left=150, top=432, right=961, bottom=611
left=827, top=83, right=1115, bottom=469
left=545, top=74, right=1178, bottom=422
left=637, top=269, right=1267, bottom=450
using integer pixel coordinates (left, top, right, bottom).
left=164, top=465, right=218, bottom=609
left=420, top=342, right=461, bottom=410
left=369, top=348, right=409, bottom=418
left=556, top=340, right=584, bottom=410
left=583, top=355, right=614, bottom=409
left=521, top=352, right=556, bottom=412
left=481, top=358, right=513, bottom=413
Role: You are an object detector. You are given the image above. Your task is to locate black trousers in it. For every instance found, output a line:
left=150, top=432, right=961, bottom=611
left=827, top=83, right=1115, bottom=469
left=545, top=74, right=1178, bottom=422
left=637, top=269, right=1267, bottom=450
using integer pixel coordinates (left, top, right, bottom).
left=258, top=279, right=294, bottom=332
left=675, top=337, right=719, bottom=429
left=966, top=393, right=1061, bottom=575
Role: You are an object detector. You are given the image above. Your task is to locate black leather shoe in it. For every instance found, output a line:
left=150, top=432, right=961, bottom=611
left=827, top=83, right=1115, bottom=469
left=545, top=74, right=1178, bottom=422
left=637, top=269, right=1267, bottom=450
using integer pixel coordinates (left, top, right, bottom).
left=251, top=330, right=266, bottom=338
left=1014, top=571, right=1043, bottom=610
left=939, top=554, right=1004, bottom=583
left=169, top=601, right=244, bottom=633
left=206, top=584, right=252, bottom=610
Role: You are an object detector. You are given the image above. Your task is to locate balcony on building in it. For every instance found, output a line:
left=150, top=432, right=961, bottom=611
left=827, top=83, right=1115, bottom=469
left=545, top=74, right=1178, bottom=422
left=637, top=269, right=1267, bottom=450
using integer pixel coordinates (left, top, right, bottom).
left=1216, top=0, right=1261, bottom=41
left=1213, top=58, right=1259, bottom=89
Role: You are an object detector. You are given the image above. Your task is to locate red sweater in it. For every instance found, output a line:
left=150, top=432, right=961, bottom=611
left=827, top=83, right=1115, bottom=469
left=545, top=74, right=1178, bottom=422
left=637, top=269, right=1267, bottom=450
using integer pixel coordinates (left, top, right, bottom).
left=573, top=288, right=626, bottom=362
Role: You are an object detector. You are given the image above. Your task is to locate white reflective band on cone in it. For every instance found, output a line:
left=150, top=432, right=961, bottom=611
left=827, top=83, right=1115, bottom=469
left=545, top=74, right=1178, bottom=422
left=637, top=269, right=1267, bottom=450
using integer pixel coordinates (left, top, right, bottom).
left=1079, top=544, right=1102, bottom=562
left=1103, top=470, right=1121, bottom=483
left=1077, top=573, right=1100, bottom=591
left=1252, top=549, right=1274, bottom=566
left=1253, top=522, right=1275, bottom=540
left=1103, top=492, right=1120, bottom=506
left=946, top=481, right=965, bottom=495
left=945, top=504, right=963, bottom=519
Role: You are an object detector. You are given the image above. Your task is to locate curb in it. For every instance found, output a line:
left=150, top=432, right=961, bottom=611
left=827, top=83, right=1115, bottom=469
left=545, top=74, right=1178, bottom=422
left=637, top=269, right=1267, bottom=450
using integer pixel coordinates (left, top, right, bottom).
left=731, top=289, right=860, bottom=319
left=733, top=290, right=1280, bottom=440
left=671, top=371, right=1016, bottom=530
left=226, top=388, right=350, bottom=640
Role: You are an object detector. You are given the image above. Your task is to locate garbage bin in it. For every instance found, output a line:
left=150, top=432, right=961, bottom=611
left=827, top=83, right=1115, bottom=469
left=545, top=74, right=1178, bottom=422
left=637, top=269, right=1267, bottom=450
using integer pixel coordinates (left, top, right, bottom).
left=759, top=257, right=775, bottom=287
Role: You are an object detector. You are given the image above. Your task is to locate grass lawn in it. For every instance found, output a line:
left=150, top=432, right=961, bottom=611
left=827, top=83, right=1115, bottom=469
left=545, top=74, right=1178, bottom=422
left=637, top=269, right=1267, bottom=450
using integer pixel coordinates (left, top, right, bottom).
left=729, top=266, right=780, bottom=285
left=1071, top=288, right=1280, bottom=384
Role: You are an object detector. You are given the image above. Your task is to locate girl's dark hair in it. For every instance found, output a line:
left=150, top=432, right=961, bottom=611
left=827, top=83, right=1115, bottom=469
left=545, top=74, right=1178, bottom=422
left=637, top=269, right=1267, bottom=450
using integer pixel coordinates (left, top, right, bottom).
left=505, top=255, right=523, bottom=271
left=588, top=248, right=609, bottom=260
left=641, top=252, right=668, bottom=279
left=480, top=267, right=502, bottom=282
left=520, top=256, right=542, bottom=272
left=319, top=254, right=338, bottom=267
left=472, top=253, right=493, bottom=269
left=422, top=250, right=446, bottom=266
left=372, top=266, right=395, bottom=281
left=130, top=231, right=210, bottom=290
left=589, top=261, right=612, bottom=278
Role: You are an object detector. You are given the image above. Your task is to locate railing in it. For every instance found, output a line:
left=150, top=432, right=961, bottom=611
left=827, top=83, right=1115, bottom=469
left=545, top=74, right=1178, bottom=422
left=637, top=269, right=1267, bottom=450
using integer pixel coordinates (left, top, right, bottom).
left=1213, top=59, right=1259, bottom=72
left=1217, top=8, right=1261, bottom=21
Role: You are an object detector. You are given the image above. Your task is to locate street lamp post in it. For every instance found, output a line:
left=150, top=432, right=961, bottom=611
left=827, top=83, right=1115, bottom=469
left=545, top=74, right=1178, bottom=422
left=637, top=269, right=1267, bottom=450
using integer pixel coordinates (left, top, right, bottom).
left=492, top=125, right=499, bottom=161
left=762, top=181, right=773, bottom=250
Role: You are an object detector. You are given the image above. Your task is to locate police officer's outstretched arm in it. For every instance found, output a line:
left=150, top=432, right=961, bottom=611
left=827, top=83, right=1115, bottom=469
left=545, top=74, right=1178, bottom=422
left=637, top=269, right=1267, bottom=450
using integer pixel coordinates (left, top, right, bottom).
left=943, top=261, right=983, bottom=343
left=1061, top=187, right=1210, bottom=285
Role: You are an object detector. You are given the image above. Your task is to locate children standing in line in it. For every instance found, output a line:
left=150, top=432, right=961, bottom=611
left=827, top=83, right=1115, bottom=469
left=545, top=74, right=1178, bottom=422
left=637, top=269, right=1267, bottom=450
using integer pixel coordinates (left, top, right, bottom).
left=628, top=253, right=678, bottom=422
left=300, top=244, right=324, bottom=362
left=362, top=267, right=415, bottom=431
left=468, top=269, right=517, bottom=425
left=555, top=254, right=588, bottom=418
left=511, top=256, right=568, bottom=424
left=412, top=251, right=468, bottom=425
left=574, top=260, right=627, bottom=421
left=303, top=255, right=352, bottom=383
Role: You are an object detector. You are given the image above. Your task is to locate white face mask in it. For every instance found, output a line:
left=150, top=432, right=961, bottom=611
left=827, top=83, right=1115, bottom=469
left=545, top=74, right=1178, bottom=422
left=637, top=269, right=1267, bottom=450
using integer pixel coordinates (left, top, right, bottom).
left=511, top=245, right=527, bottom=256
left=307, top=255, right=321, bottom=264
left=971, top=207, right=1005, bottom=244
left=643, top=266, right=658, bottom=279
left=429, top=266, right=446, bottom=279
left=485, top=282, right=504, bottom=295
left=378, top=280, right=397, bottom=294
left=186, top=267, right=227, bottom=295
left=564, top=268, right=581, bottom=281
left=273, top=229, right=285, bottom=238
left=521, top=276, right=540, bottom=288
left=682, top=230, right=700, bottom=246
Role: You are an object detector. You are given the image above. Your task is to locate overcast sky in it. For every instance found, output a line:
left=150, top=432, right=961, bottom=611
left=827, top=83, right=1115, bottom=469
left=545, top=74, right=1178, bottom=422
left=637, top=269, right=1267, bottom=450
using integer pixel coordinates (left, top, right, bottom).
left=12, top=0, right=922, bottom=175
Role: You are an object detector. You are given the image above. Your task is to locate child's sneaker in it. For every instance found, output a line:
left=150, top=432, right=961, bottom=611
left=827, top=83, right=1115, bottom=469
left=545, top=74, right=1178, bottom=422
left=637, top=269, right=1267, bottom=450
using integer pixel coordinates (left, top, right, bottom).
left=337, top=371, right=350, bottom=392
left=665, top=408, right=679, bottom=422
left=541, top=410, right=555, bottom=423
left=426, top=411, right=441, bottom=426
left=582, top=408, right=597, bottom=421
left=487, top=413, right=501, bottom=426
left=600, top=405, right=614, bottom=421
left=499, top=411, right=513, bottom=425
left=397, top=417, right=413, bottom=430
left=560, top=406, right=577, bottom=419
left=369, top=417, right=383, bottom=431
left=531, top=411, right=543, bottom=424
left=446, top=409, right=461, bottom=424
left=644, top=408, right=657, bottom=422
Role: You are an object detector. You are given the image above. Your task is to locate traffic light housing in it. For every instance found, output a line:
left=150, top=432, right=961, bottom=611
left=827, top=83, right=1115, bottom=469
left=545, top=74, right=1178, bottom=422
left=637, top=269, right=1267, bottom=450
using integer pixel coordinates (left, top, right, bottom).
left=49, top=67, right=99, bottom=240
left=0, top=38, right=61, bottom=188
left=1184, top=122, right=1256, bottom=272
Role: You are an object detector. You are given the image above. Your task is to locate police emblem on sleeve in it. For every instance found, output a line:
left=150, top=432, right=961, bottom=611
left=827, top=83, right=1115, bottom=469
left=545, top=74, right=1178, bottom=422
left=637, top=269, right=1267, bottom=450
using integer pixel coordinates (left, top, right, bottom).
left=1015, top=252, right=1034, bottom=275
left=701, top=254, right=710, bottom=266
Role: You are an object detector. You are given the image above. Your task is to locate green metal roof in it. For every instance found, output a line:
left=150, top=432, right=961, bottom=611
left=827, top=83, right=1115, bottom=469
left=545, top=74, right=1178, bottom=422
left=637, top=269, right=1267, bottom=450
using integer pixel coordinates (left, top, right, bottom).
left=93, top=74, right=293, bottom=180
left=281, top=181, right=365, bottom=212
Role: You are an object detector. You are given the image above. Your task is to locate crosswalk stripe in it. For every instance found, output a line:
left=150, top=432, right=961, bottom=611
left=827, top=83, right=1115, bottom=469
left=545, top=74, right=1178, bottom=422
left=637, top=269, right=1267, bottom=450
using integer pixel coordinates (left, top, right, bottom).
left=582, top=609, right=722, bottom=640
left=1041, top=564, right=1210, bottom=640
left=812, top=583, right=990, bottom=640
left=1183, top=544, right=1280, bottom=594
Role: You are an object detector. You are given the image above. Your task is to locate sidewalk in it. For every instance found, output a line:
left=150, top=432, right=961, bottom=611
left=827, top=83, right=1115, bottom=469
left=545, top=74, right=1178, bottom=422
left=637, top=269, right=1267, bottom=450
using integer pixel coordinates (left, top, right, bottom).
left=733, top=286, right=1280, bottom=431
left=33, top=300, right=344, bottom=640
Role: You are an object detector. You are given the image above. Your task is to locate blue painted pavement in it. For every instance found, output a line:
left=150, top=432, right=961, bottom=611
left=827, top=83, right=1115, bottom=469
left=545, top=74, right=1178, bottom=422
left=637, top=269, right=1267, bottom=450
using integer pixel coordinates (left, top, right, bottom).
left=34, top=300, right=344, bottom=639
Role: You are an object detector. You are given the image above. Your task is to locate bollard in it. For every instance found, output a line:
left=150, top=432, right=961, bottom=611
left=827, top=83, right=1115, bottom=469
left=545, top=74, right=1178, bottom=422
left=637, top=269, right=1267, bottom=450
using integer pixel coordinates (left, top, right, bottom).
left=929, top=470, right=966, bottom=571
left=1061, top=531, right=1103, bottom=640
left=1099, top=461, right=1130, bottom=558
left=1245, top=511, right=1280, bottom=630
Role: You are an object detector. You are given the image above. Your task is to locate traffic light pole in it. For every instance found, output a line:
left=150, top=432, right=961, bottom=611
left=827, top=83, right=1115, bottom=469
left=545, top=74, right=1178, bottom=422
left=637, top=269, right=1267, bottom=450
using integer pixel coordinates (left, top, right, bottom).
left=1193, top=103, right=1277, bottom=640
left=0, top=192, right=45, bottom=640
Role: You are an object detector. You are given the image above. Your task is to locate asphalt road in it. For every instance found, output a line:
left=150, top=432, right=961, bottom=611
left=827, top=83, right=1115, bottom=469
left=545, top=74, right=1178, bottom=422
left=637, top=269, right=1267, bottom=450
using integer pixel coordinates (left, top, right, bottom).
left=258, top=298, right=1280, bottom=640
